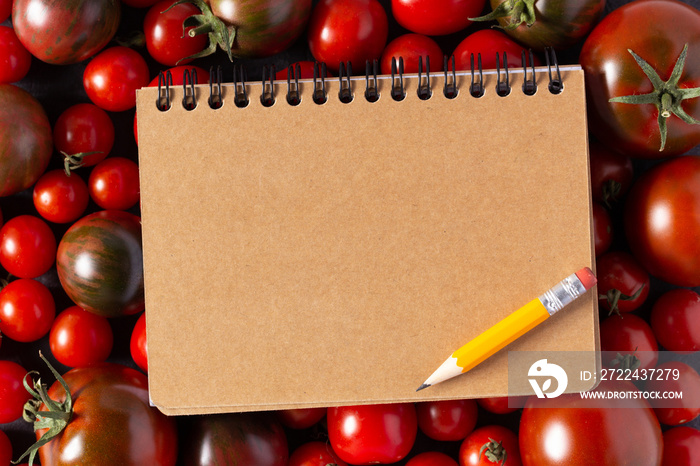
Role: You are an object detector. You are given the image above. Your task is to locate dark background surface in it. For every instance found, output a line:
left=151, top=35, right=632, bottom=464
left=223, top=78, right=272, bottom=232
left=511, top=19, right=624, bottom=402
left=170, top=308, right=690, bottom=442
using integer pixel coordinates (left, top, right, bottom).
left=1, top=0, right=700, bottom=463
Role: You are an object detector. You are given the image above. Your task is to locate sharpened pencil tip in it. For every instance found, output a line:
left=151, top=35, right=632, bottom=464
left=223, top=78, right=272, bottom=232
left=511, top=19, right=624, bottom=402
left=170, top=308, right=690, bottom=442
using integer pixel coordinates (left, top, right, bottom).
left=416, top=383, right=431, bottom=392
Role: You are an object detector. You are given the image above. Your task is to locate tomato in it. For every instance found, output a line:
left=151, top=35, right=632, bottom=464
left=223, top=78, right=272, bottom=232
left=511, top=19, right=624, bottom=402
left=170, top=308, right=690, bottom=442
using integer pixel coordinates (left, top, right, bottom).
left=0, top=360, right=31, bottom=423
left=53, top=103, right=114, bottom=169
left=49, top=306, right=113, bottom=368
left=288, top=441, right=348, bottom=466
left=56, top=210, right=144, bottom=318
left=307, top=0, right=389, bottom=72
left=19, top=361, right=177, bottom=465
left=459, top=425, right=521, bottom=466
left=596, top=251, right=649, bottom=314
left=453, top=30, right=542, bottom=72
left=416, top=399, right=478, bottom=441
left=328, top=403, right=417, bottom=465
left=276, top=407, right=326, bottom=429
left=588, top=140, right=634, bottom=207
left=520, top=380, right=663, bottom=466
left=592, top=202, right=613, bottom=257
left=380, top=34, right=444, bottom=75
left=580, top=0, right=700, bottom=157
left=182, top=412, right=288, bottom=466
left=645, top=361, right=700, bottom=426
left=650, top=289, right=700, bottom=353
left=83, top=47, right=150, bottom=112
left=407, top=451, right=458, bottom=466
left=12, top=0, right=120, bottom=65
left=275, top=61, right=333, bottom=80
left=0, top=278, right=55, bottom=343
left=661, top=426, right=700, bottom=466
left=0, top=429, right=10, bottom=466
left=0, top=26, right=31, bottom=84
left=476, top=396, right=526, bottom=414
left=0, top=84, right=52, bottom=197
left=0, top=215, right=56, bottom=279
left=88, top=157, right=140, bottom=211
left=624, top=156, right=700, bottom=287
left=130, top=312, right=148, bottom=372
left=144, top=0, right=207, bottom=66
left=33, top=170, right=90, bottom=224
left=0, top=0, right=10, bottom=22
left=391, top=0, right=485, bottom=36
left=599, top=314, right=658, bottom=372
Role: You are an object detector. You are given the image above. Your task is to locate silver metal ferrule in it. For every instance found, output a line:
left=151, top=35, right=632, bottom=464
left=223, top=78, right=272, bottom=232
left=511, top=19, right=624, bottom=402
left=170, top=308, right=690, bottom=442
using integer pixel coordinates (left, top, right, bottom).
left=538, top=273, right=586, bottom=316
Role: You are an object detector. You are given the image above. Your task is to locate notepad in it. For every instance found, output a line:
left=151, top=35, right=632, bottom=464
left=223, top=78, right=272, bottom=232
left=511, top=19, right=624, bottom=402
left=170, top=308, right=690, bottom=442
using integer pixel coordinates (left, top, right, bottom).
left=136, top=62, right=598, bottom=415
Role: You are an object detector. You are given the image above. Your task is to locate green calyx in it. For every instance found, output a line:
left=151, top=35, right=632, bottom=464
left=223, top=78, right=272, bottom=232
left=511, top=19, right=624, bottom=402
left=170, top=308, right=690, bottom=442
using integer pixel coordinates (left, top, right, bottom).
left=15, top=352, right=73, bottom=466
left=62, top=151, right=101, bottom=176
left=599, top=283, right=645, bottom=317
left=479, top=437, right=508, bottom=466
left=165, top=0, right=235, bottom=62
left=611, top=347, right=641, bottom=372
left=609, top=43, right=700, bottom=152
left=470, top=0, right=538, bottom=29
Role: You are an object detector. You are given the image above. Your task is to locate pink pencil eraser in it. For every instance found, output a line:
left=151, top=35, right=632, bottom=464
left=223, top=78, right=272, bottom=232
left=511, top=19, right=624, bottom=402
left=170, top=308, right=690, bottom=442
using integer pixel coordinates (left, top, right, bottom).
left=575, top=267, right=597, bottom=290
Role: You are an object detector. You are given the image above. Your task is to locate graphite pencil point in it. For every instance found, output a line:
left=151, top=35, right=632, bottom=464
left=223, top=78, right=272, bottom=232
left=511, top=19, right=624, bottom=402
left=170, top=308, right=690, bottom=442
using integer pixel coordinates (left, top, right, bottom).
left=416, top=383, right=431, bottom=392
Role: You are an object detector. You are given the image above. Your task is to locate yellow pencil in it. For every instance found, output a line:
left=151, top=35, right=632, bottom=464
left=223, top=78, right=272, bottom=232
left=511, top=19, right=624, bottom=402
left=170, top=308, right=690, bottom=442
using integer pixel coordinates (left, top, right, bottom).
left=417, top=267, right=597, bottom=391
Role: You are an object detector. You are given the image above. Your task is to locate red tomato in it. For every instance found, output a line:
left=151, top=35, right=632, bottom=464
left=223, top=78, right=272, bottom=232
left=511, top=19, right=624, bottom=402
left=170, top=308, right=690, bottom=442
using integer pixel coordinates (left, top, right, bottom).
left=588, top=140, right=634, bottom=206
left=519, top=380, right=662, bottom=466
left=407, top=451, right=458, bottom=466
left=53, top=103, right=114, bottom=168
left=596, top=251, right=650, bottom=314
left=276, top=407, right=326, bottom=429
left=88, top=157, right=140, bottom=210
left=592, top=202, right=613, bottom=257
left=460, top=425, right=521, bottom=466
left=0, top=360, right=32, bottom=423
left=0, top=278, right=55, bottom=343
left=0, top=215, right=56, bottom=278
left=275, top=61, right=334, bottom=80
left=33, top=169, right=90, bottom=224
left=0, top=0, right=10, bottom=22
left=453, top=30, right=542, bottom=72
left=49, top=306, right=113, bottom=368
left=327, top=403, right=418, bottom=464
left=380, top=34, right=443, bottom=75
left=391, top=0, right=485, bottom=36
left=130, top=312, right=148, bottom=372
left=650, top=289, right=700, bottom=353
left=83, top=46, right=150, bottom=112
left=307, top=0, right=389, bottom=72
left=661, top=426, right=700, bottom=466
left=476, top=396, right=526, bottom=414
left=416, top=399, right=478, bottom=441
left=624, top=156, right=700, bottom=287
left=0, top=26, right=31, bottom=84
left=144, top=0, right=207, bottom=66
left=645, top=361, right=700, bottom=426
left=288, top=441, right=348, bottom=466
left=0, top=429, right=11, bottom=466
left=599, top=314, right=658, bottom=372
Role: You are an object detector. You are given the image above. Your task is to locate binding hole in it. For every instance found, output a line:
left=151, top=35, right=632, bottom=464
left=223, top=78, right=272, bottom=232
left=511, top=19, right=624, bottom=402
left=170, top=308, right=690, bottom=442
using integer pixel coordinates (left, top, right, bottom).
left=443, top=55, right=458, bottom=99
left=313, top=62, right=328, bottom=105
left=470, top=53, right=484, bottom=98
left=260, top=65, right=276, bottom=107
left=233, top=64, right=249, bottom=108
left=391, top=57, right=405, bottom=101
left=286, top=63, right=301, bottom=106
left=545, top=47, right=563, bottom=94
left=496, top=52, right=511, bottom=97
left=417, top=56, right=432, bottom=100
left=521, top=49, right=538, bottom=96
left=365, top=59, right=379, bottom=102
left=156, top=70, right=172, bottom=111
left=182, top=68, right=197, bottom=111
left=208, top=65, right=223, bottom=109
left=338, top=61, right=353, bottom=103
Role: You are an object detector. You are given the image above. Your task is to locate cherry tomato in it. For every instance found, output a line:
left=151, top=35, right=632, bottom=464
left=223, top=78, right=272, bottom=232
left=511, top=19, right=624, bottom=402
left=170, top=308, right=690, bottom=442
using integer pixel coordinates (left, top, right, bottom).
left=596, top=251, right=649, bottom=314
left=650, top=289, right=700, bottom=353
left=380, top=33, right=443, bottom=75
left=592, top=202, right=613, bottom=257
left=33, top=169, right=90, bottom=224
left=0, top=278, right=55, bottom=343
left=661, top=426, right=700, bottom=466
left=407, top=451, right=458, bottom=466
left=0, top=215, right=56, bottom=279
left=0, top=429, right=11, bottom=466
left=0, top=26, right=31, bottom=84
left=453, top=30, right=542, bottom=72
left=0, top=0, right=10, bottom=22
left=328, top=403, right=418, bottom=465
left=645, top=361, right=700, bottom=426
left=416, top=399, right=478, bottom=441
left=144, top=0, right=207, bottom=66
left=288, top=441, right=348, bottom=466
left=391, top=0, right=486, bottom=36
left=307, top=0, right=389, bottom=72
left=49, top=306, right=113, bottom=368
left=476, top=396, right=526, bottom=414
left=83, top=46, right=150, bottom=112
left=460, top=425, right=521, bottom=466
left=88, top=157, right=140, bottom=210
left=599, top=314, right=658, bottom=372
left=0, top=360, right=32, bottom=423
left=130, top=312, right=148, bottom=372
left=53, top=103, right=114, bottom=168
left=276, top=407, right=326, bottom=429
left=624, top=156, right=700, bottom=287
left=588, top=141, right=634, bottom=206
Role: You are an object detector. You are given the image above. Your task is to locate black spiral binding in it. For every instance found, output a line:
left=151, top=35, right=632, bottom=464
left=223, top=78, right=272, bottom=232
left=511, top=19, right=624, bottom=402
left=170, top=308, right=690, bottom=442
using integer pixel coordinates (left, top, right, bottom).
left=158, top=50, right=567, bottom=110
